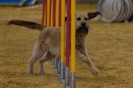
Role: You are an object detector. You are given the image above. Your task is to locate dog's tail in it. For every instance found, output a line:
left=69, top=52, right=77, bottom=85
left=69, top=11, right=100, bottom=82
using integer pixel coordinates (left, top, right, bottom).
left=7, top=20, right=46, bottom=31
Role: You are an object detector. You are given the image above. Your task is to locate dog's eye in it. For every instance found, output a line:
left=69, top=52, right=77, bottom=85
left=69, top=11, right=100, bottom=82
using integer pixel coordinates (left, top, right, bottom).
left=77, top=18, right=81, bottom=21
left=84, top=18, right=88, bottom=21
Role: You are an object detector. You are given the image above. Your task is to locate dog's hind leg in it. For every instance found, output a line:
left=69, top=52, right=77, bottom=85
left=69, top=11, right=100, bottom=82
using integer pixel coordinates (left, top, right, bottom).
left=38, top=52, right=56, bottom=74
left=27, top=49, right=43, bottom=74
left=38, top=51, right=48, bottom=74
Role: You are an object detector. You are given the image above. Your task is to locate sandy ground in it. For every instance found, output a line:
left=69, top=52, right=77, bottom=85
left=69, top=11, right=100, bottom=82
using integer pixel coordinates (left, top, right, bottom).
left=0, top=4, right=133, bottom=88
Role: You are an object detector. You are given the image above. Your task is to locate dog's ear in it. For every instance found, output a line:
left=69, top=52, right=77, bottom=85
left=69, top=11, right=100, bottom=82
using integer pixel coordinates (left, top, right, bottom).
left=87, top=11, right=101, bottom=20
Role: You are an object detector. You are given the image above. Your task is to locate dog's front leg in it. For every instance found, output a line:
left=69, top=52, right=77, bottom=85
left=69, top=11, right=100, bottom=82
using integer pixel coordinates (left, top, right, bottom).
left=84, top=49, right=99, bottom=75
left=76, top=50, right=99, bottom=75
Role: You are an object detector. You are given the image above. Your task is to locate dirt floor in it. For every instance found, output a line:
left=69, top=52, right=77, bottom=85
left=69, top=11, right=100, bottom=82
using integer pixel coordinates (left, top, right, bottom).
left=0, top=4, right=133, bottom=88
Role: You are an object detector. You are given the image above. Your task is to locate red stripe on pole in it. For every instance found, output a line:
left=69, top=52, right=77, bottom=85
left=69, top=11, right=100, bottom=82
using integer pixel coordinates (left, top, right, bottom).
left=66, top=0, right=71, bottom=67
left=53, top=0, right=56, bottom=26
left=49, top=0, right=52, bottom=26
left=58, top=0, right=61, bottom=26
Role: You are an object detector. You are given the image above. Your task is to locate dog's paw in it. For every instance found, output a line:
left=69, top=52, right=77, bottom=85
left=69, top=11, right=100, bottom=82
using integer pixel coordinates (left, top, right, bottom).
left=27, top=68, right=34, bottom=75
left=88, top=66, right=99, bottom=75
left=27, top=71, right=33, bottom=75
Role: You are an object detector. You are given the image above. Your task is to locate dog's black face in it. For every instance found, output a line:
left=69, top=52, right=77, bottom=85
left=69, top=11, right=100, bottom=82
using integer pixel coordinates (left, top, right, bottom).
left=65, top=11, right=101, bottom=35
left=76, top=14, right=90, bottom=35
left=76, top=11, right=101, bottom=35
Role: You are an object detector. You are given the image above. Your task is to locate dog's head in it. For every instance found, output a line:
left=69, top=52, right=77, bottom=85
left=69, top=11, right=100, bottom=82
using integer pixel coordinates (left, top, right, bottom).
left=76, top=11, right=101, bottom=35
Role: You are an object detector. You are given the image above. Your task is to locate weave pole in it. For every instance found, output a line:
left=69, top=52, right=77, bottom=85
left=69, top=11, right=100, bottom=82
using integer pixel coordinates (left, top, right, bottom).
left=70, top=0, right=76, bottom=87
left=46, top=0, right=50, bottom=26
left=42, top=0, right=76, bottom=88
left=60, top=0, right=65, bottom=79
left=52, top=0, right=56, bottom=26
left=65, top=0, right=71, bottom=86
left=42, top=0, right=47, bottom=25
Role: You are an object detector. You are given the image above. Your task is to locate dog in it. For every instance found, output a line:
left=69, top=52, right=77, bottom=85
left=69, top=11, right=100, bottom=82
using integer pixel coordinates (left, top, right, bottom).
left=7, top=11, right=101, bottom=75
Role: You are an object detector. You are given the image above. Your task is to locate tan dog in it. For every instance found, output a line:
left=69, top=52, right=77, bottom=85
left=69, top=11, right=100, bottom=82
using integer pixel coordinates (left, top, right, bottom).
left=8, top=11, right=101, bottom=75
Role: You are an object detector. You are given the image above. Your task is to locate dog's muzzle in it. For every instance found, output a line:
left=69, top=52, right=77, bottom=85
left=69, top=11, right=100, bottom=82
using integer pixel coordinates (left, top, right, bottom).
left=76, top=25, right=89, bottom=35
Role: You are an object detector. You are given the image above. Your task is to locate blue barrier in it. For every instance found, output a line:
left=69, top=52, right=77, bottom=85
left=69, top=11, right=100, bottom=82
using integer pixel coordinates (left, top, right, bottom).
left=0, top=0, right=37, bottom=6
left=26, top=0, right=37, bottom=5
left=0, top=0, right=21, bottom=4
